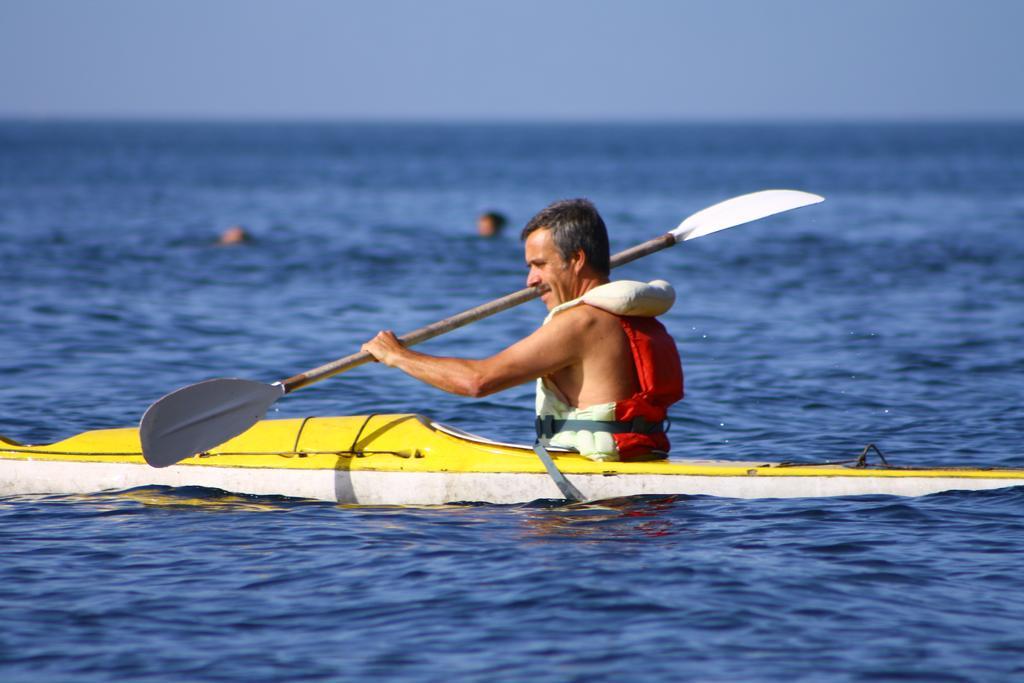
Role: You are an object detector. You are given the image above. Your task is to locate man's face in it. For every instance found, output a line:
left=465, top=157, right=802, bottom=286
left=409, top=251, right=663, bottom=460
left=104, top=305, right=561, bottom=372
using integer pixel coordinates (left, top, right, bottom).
left=525, top=228, right=580, bottom=310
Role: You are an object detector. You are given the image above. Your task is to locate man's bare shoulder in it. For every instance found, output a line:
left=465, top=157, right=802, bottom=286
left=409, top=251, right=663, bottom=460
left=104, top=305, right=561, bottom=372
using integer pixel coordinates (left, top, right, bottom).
left=546, top=303, right=622, bottom=333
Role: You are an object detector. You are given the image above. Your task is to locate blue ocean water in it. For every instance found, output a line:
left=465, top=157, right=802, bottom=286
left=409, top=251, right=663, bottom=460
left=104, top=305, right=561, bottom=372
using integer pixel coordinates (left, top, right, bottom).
left=1, top=121, right=1023, bottom=681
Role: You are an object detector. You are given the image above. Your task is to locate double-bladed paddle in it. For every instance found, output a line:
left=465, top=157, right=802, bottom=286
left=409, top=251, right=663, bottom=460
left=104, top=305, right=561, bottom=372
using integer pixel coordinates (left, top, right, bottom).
left=140, top=189, right=824, bottom=472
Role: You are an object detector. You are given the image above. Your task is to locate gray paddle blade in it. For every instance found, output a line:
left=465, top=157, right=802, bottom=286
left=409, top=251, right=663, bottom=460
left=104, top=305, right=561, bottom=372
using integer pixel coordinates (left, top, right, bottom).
left=140, top=378, right=285, bottom=468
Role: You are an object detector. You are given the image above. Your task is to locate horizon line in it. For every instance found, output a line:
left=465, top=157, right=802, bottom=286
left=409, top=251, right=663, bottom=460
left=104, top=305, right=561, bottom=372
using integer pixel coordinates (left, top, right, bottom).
left=1, top=113, right=1023, bottom=126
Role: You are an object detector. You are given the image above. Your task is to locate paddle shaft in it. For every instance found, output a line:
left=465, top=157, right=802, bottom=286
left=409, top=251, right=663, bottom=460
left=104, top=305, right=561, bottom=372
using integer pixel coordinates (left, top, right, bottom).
left=280, top=232, right=676, bottom=393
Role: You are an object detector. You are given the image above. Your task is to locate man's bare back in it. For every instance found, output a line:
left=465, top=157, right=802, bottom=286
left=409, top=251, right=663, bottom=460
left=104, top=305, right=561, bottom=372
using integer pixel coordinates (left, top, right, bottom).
left=539, top=303, right=639, bottom=408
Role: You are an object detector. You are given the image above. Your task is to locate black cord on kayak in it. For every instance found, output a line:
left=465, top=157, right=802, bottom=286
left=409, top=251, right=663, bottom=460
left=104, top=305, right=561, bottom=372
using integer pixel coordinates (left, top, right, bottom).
left=348, top=413, right=378, bottom=455
left=775, top=443, right=892, bottom=469
left=194, top=414, right=418, bottom=460
left=855, top=443, right=890, bottom=468
left=292, top=416, right=315, bottom=456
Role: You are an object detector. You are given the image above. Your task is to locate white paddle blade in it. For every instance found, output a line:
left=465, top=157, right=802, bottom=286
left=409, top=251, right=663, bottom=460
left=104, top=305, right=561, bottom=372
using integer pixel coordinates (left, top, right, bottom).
left=140, top=378, right=284, bottom=468
left=671, top=189, right=824, bottom=242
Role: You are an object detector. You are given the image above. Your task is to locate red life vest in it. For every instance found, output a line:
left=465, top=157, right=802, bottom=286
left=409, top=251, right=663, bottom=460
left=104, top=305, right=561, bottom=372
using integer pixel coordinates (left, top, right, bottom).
left=613, top=315, right=684, bottom=460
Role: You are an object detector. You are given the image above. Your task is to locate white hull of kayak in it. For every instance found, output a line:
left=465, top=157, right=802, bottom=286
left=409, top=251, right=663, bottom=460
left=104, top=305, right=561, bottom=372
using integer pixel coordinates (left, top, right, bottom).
left=2, top=458, right=1021, bottom=505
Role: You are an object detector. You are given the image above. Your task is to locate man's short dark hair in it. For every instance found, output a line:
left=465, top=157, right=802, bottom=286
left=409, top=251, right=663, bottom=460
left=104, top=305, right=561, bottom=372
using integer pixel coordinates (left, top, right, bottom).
left=521, top=198, right=610, bottom=275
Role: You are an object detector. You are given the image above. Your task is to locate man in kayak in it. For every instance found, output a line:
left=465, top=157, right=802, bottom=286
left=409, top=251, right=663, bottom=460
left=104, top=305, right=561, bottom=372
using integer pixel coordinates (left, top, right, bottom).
left=362, top=199, right=683, bottom=461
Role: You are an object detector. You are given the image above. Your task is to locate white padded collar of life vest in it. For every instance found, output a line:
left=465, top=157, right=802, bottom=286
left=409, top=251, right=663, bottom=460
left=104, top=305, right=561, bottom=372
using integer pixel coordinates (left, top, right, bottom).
left=543, top=279, right=675, bottom=324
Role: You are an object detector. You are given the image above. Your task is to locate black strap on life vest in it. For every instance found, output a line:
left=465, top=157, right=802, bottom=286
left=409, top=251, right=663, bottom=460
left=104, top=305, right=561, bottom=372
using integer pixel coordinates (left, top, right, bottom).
left=535, top=415, right=666, bottom=439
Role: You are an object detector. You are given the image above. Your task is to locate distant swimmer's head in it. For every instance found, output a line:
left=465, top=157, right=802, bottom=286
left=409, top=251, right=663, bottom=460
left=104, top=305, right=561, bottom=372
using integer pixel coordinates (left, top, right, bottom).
left=477, top=211, right=507, bottom=238
left=218, top=225, right=251, bottom=246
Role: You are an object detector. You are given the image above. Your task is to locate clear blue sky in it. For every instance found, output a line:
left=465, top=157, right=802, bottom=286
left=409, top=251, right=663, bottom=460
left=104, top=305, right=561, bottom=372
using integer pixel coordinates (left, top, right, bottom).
left=1, top=0, right=1021, bottom=121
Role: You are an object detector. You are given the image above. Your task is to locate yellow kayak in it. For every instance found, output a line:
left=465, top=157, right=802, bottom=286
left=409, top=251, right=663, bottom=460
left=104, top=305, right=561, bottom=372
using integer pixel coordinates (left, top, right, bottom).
left=2, top=414, right=1022, bottom=504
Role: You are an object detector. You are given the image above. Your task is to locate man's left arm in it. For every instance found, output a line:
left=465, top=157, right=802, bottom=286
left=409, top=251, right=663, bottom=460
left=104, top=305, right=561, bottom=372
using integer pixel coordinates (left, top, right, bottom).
left=361, top=312, right=589, bottom=398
